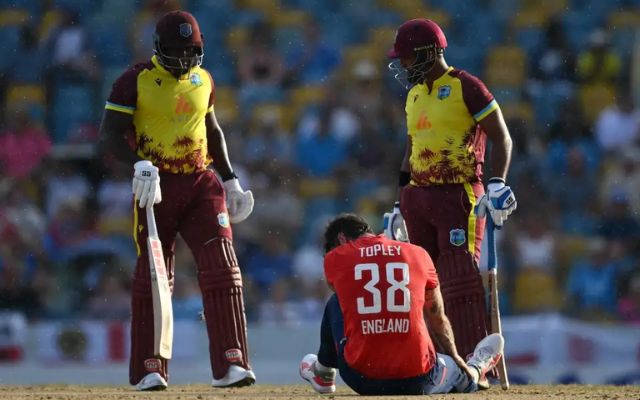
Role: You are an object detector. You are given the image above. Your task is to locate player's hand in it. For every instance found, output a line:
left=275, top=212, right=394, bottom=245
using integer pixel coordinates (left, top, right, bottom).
left=132, top=160, right=161, bottom=209
left=383, top=202, right=409, bottom=242
left=476, top=178, right=516, bottom=230
left=223, top=178, right=254, bottom=223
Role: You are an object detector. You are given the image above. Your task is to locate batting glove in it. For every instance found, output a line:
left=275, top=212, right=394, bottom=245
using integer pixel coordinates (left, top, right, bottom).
left=133, top=160, right=161, bottom=208
left=476, top=178, right=517, bottom=229
left=223, top=178, right=254, bottom=223
left=383, top=202, right=409, bottom=242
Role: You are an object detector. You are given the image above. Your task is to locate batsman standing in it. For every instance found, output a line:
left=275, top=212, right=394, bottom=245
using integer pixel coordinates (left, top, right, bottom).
left=99, top=11, right=255, bottom=390
left=386, top=18, right=517, bottom=368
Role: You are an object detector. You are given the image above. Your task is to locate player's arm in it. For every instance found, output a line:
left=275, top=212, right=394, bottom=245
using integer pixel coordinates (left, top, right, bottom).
left=99, top=109, right=141, bottom=165
left=479, top=107, right=513, bottom=180
left=424, top=285, right=476, bottom=378
left=398, top=135, right=412, bottom=199
left=205, top=109, right=235, bottom=181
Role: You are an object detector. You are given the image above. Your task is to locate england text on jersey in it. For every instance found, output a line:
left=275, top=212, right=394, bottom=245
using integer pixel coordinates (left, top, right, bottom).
left=361, top=318, right=410, bottom=334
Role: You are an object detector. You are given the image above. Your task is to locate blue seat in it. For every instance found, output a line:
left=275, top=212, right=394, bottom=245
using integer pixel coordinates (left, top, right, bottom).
left=445, top=44, right=484, bottom=74
left=0, top=26, right=20, bottom=73
left=51, top=84, right=96, bottom=143
left=90, top=23, right=131, bottom=67
left=516, top=28, right=545, bottom=56
left=563, top=11, right=603, bottom=53
left=0, top=0, right=40, bottom=15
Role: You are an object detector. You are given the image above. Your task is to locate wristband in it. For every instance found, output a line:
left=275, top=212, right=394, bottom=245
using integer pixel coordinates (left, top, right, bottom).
left=221, top=171, right=238, bottom=182
left=488, top=176, right=505, bottom=184
left=399, top=171, right=410, bottom=187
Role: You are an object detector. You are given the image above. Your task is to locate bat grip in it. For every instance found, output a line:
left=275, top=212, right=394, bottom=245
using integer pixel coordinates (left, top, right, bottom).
left=146, top=205, right=159, bottom=238
left=487, top=217, right=497, bottom=271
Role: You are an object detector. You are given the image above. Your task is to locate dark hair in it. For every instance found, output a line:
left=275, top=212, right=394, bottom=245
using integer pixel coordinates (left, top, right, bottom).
left=323, top=213, right=373, bottom=253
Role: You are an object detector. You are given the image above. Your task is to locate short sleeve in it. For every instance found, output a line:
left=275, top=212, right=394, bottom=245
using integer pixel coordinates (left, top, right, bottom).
left=204, top=69, right=215, bottom=113
left=456, top=70, right=499, bottom=122
left=422, top=249, right=439, bottom=289
left=105, top=64, right=144, bottom=115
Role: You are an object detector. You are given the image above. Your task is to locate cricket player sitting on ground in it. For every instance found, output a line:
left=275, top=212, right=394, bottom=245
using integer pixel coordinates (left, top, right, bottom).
left=385, top=18, right=517, bottom=379
left=99, top=10, right=255, bottom=391
left=299, top=214, right=504, bottom=395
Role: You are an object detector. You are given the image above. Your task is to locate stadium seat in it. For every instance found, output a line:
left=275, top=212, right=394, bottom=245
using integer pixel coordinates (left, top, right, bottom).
left=51, top=84, right=96, bottom=143
left=578, top=83, right=616, bottom=124
left=485, top=45, right=527, bottom=87
left=287, top=85, right=326, bottom=118
left=513, top=269, right=562, bottom=313
left=5, top=84, right=45, bottom=106
left=0, top=8, right=28, bottom=26
left=212, top=87, right=239, bottom=124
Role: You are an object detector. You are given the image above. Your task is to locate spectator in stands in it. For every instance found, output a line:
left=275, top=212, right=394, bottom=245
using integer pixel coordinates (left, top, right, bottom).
left=597, top=190, right=640, bottom=246
left=45, top=7, right=100, bottom=82
left=172, top=274, right=203, bottom=320
left=576, top=30, right=621, bottom=84
left=296, top=105, right=349, bottom=177
left=0, top=106, right=51, bottom=179
left=530, top=17, right=576, bottom=84
left=42, top=159, right=90, bottom=219
left=594, top=88, right=640, bottom=153
left=507, top=211, right=561, bottom=313
left=8, top=24, right=46, bottom=84
left=237, top=20, right=285, bottom=109
left=284, top=19, right=341, bottom=86
left=618, top=272, right=640, bottom=324
left=243, top=230, right=294, bottom=297
left=85, top=272, right=130, bottom=320
left=244, top=108, right=294, bottom=166
left=599, top=147, right=640, bottom=216
left=130, top=0, right=181, bottom=63
left=566, top=238, right=620, bottom=320
left=546, top=98, right=601, bottom=175
left=548, top=146, right=598, bottom=233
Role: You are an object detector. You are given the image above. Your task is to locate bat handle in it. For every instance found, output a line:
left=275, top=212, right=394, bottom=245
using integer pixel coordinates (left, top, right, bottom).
left=146, top=205, right=159, bottom=238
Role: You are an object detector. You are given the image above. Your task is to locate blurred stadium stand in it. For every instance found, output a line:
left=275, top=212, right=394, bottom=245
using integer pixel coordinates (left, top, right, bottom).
left=0, top=0, right=639, bottom=385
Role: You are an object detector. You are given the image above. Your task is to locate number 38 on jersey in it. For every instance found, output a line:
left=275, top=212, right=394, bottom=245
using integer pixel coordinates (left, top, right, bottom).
left=355, top=262, right=411, bottom=334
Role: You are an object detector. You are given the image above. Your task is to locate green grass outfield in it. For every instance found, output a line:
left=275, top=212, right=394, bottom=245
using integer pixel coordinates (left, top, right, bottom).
left=1, top=384, right=639, bottom=399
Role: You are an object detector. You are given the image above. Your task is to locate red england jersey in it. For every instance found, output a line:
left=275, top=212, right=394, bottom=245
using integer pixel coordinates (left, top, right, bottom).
left=324, top=234, right=439, bottom=379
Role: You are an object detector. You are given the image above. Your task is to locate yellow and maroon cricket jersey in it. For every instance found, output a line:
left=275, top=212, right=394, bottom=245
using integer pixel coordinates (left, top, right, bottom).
left=105, top=55, right=214, bottom=173
left=405, top=66, right=499, bottom=185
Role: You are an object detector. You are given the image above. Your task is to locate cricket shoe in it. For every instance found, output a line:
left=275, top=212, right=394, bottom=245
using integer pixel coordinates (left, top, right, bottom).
left=211, top=365, right=256, bottom=388
left=135, top=372, right=168, bottom=391
left=467, top=333, right=504, bottom=385
left=299, top=354, right=336, bottom=394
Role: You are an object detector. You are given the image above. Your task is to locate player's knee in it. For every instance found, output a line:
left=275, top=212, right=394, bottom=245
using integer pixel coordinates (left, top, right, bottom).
left=197, top=237, right=242, bottom=290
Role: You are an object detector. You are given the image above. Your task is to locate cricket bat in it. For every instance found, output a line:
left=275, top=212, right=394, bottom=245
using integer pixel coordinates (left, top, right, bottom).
left=486, top=218, right=509, bottom=390
left=146, top=205, right=173, bottom=359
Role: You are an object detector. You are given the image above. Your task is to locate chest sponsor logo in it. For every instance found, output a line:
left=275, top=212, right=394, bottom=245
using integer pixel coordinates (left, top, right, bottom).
left=175, top=95, right=193, bottom=114
left=416, top=112, right=431, bottom=130
left=437, top=85, right=451, bottom=100
left=449, top=228, right=466, bottom=247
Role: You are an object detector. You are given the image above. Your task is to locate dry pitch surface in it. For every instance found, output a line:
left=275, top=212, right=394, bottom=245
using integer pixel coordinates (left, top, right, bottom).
left=1, top=384, right=639, bottom=400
